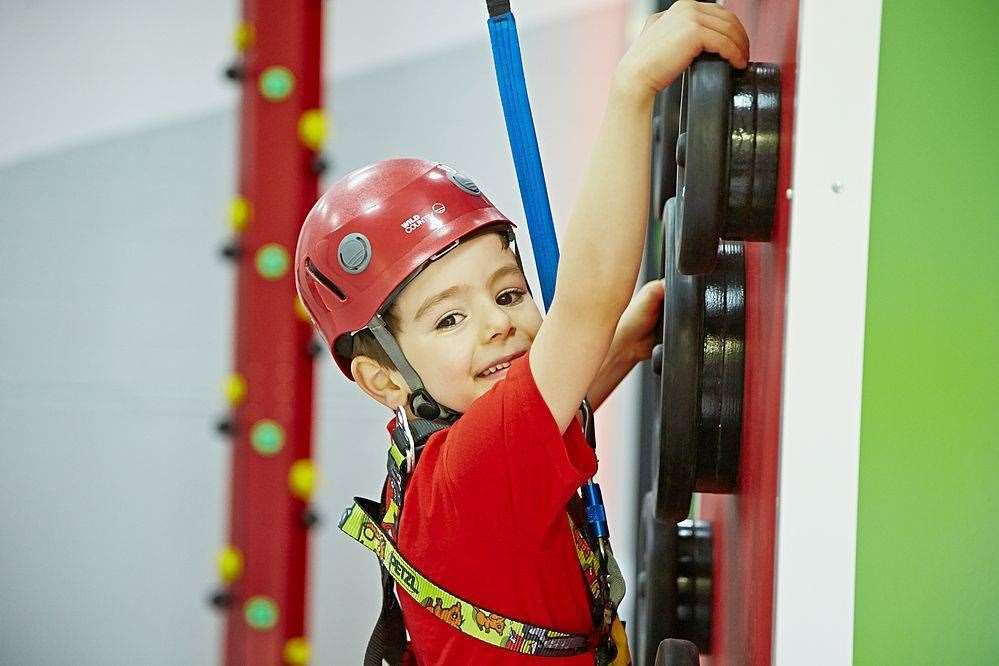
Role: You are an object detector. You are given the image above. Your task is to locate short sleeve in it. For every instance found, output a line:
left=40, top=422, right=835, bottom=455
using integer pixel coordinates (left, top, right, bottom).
left=438, top=354, right=597, bottom=539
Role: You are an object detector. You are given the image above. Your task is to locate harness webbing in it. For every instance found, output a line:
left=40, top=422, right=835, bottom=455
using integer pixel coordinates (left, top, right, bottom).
left=341, top=426, right=611, bottom=657
left=340, top=499, right=603, bottom=657
left=487, top=3, right=560, bottom=311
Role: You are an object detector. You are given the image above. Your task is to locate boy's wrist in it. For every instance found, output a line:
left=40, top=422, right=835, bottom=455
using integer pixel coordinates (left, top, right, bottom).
left=610, top=61, right=657, bottom=109
left=588, top=340, right=640, bottom=411
left=609, top=337, right=641, bottom=371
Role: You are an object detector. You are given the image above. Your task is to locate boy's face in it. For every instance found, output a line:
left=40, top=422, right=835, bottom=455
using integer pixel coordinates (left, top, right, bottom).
left=391, top=232, right=542, bottom=414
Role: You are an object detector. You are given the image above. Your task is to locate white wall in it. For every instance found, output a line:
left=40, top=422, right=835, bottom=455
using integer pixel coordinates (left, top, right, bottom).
left=0, top=0, right=624, bottom=167
left=0, top=4, right=638, bottom=664
left=773, top=0, right=882, bottom=662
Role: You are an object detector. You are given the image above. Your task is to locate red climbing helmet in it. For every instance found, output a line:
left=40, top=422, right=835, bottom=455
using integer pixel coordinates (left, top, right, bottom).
left=295, top=158, right=515, bottom=381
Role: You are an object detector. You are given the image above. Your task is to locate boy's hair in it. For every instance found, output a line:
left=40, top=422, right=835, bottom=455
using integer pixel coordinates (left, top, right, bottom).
left=345, top=309, right=400, bottom=373
left=344, top=229, right=515, bottom=377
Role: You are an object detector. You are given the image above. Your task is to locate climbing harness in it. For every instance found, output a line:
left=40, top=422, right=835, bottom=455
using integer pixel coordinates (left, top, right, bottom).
left=340, top=406, right=628, bottom=664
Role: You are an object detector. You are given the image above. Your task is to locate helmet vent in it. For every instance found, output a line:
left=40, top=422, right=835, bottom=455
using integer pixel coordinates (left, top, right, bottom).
left=305, top=257, right=347, bottom=301
left=447, top=172, right=481, bottom=196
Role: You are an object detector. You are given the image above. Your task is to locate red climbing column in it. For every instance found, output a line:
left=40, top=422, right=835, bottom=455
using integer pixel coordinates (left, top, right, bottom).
left=215, top=2, right=325, bottom=665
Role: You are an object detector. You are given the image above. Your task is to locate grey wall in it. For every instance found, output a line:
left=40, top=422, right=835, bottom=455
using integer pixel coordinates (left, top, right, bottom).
left=0, top=6, right=633, bottom=664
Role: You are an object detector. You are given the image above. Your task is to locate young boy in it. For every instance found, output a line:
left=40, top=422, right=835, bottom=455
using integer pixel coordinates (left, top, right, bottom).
left=295, top=3, right=749, bottom=663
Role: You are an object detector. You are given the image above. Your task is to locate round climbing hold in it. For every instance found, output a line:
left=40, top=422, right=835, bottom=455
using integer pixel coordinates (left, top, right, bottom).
left=300, top=506, right=322, bottom=529
left=283, top=637, right=311, bottom=665
left=259, top=66, right=295, bottom=101
left=223, top=61, right=245, bottom=83
left=220, top=239, right=243, bottom=261
left=310, top=154, right=331, bottom=176
left=289, top=459, right=318, bottom=501
left=294, top=295, right=312, bottom=323
left=251, top=420, right=285, bottom=456
left=229, top=197, right=251, bottom=232
left=306, top=338, right=324, bottom=359
left=244, top=596, right=279, bottom=631
left=208, top=588, right=234, bottom=610
left=216, top=417, right=235, bottom=437
left=217, top=545, right=243, bottom=583
left=256, top=243, right=290, bottom=280
left=234, top=22, right=255, bottom=52
left=298, top=110, right=327, bottom=151
left=223, top=373, right=247, bottom=407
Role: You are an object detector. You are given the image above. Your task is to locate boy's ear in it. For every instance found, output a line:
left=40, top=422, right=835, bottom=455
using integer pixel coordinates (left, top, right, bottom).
left=351, top=356, right=409, bottom=410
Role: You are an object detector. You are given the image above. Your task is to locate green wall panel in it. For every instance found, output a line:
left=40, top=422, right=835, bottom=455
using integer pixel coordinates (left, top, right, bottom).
left=854, top=1, right=999, bottom=663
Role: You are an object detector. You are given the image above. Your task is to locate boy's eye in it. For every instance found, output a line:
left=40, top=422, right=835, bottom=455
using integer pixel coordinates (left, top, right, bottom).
left=435, top=312, right=465, bottom=330
left=496, top=288, right=525, bottom=306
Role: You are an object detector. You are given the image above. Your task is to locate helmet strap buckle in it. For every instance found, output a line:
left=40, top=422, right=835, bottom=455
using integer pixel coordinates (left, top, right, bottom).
left=367, top=314, right=449, bottom=422
left=393, top=405, right=418, bottom=473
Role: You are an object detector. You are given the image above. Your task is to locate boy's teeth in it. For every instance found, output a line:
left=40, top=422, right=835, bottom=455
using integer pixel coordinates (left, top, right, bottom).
left=480, top=361, right=511, bottom=376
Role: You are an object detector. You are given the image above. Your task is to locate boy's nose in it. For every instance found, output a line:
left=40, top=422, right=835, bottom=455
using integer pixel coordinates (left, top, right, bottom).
left=481, top=304, right=515, bottom=342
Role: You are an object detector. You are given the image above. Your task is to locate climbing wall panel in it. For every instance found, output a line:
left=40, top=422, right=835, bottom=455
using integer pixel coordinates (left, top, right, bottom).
left=697, top=1, right=798, bottom=664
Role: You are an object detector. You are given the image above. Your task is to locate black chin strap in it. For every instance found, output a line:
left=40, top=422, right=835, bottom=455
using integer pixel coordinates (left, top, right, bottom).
left=367, top=314, right=460, bottom=422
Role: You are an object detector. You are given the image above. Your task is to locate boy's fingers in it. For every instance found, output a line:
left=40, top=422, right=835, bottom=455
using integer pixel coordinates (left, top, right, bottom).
left=638, top=280, right=665, bottom=309
left=693, top=3, right=751, bottom=41
left=641, top=279, right=665, bottom=294
left=698, top=28, right=747, bottom=69
left=690, top=3, right=751, bottom=62
left=693, top=12, right=750, bottom=62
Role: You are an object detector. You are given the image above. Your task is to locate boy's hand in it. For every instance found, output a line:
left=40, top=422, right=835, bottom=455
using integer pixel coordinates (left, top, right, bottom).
left=586, top=280, right=666, bottom=411
left=611, top=280, right=666, bottom=365
left=616, top=1, right=750, bottom=102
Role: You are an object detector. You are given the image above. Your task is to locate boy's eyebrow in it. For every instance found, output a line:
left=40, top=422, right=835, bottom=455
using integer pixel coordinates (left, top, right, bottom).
left=413, top=264, right=524, bottom=322
left=414, top=286, right=463, bottom=322
left=489, top=264, right=524, bottom=286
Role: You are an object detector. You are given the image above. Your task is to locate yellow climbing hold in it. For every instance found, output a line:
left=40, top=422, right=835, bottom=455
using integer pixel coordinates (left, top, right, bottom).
left=297, top=109, right=327, bottom=151
left=294, top=295, right=313, bottom=323
left=223, top=373, right=247, bottom=407
left=234, top=22, right=255, bottom=52
left=229, top=196, right=251, bottom=232
left=217, top=545, right=243, bottom=583
left=289, top=459, right=318, bottom=501
left=283, top=637, right=311, bottom=665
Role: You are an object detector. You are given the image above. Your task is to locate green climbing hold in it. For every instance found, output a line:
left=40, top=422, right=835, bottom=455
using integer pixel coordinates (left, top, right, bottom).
left=259, top=66, right=294, bottom=101
left=251, top=420, right=285, bottom=456
left=244, top=596, right=279, bottom=631
left=255, top=243, right=289, bottom=280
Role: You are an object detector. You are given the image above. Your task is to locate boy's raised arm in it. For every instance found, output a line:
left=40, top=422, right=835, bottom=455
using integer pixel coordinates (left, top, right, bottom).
left=529, top=1, right=750, bottom=433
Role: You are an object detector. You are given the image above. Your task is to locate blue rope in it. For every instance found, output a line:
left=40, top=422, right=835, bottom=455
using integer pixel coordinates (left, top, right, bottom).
left=487, top=7, right=611, bottom=550
left=487, top=10, right=559, bottom=312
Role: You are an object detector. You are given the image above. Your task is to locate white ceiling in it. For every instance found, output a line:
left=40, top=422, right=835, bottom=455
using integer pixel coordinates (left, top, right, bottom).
left=0, top=0, right=627, bottom=166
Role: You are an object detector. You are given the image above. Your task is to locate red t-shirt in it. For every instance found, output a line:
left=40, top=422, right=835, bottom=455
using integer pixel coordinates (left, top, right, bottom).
left=394, top=354, right=599, bottom=664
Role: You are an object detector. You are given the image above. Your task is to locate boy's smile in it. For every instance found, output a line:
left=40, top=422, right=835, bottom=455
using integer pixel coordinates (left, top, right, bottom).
left=389, top=230, right=542, bottom=413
